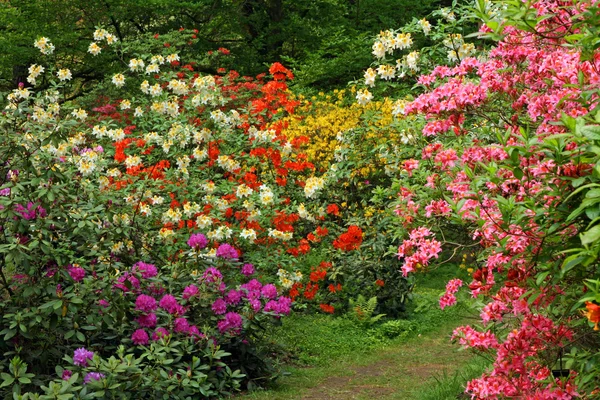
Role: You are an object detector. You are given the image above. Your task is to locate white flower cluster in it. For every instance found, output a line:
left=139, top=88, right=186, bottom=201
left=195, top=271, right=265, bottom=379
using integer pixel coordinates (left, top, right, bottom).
left=304, top=176, right=325, bottom=198
left=34, top=37, right=55, bottom=55
left=248, top=126, right=277, bottom=143
left=443, top=34, right=475, bottom=62
left=268, top=229, right=293, bottom=241
left=277, top=269, right=303, bottom=289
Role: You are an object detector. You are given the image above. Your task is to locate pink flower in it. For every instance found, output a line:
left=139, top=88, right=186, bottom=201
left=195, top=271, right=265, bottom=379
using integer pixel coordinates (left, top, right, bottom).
left=131, top=329, right=149, bottom=345
left=158, top=294, right=180, bottom=314
left=68, top=266, right=86, bottom=282
left=135, top=294, right=157, bottom=313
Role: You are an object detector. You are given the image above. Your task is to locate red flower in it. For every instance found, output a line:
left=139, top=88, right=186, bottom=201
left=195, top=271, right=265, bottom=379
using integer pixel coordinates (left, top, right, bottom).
left=326, top=204, right=340, bottom=216
left=375, top=279, right=385, bottom=287
left=333, top=226, right=363, bottom=251
left=320, top=304, right=334, bottom=314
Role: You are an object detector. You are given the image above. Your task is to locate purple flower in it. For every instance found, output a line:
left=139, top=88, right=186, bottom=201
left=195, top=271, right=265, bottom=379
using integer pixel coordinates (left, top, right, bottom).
left=84, top=372, right=105, bottom=384
left=114, top=273, right=140, bottom=292
left=0, top=188, right=10, bottom=196
left=14, top=202, right=41, bottom=220
left=202, top=267, right=222, bottom=283
left=135, top=294, right=157, bottom=313
left=187, top=233, right=208, bottom=249
left=131, top=329, right=149, bottom=345
left=225, top=289, right=242, bottom=305
left=211, top=298, right=227, bottom=315
left=136, top=313, right=157, bottom=328
left=62, top=370, right=72, bottom=381
left=242, top=279, right=262, bottom=293
left=264, top=296, right=292, bottom=316
left=215, top=243, right=238, bottom=259
left=188, top=325, right=205, bottom=339
left=68, top=266, right=86, bottom=282
left=98, top=299, right=110, bottom=308
left=133, top=262, right=158, bottom=279
left=158, top=294, right=180, bottom=314
left=217, top=312, right=243, bottom=334
left=241, top=263, right=255, bottom=276
left=182, top=284, right=199, bottom=300
left=173, top=317, right=190, bottom=333
left=152, top=327, right=170, bottom=341
left=73, top=348, right=94, bottom=367
left=250, top=298, right=262, bottom=312
left=261, top=284, right=278, bottom=299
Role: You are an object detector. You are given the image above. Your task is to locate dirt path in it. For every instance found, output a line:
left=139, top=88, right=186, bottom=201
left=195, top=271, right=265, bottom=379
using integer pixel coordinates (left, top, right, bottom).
left=248, top=322, right=474, bottom=400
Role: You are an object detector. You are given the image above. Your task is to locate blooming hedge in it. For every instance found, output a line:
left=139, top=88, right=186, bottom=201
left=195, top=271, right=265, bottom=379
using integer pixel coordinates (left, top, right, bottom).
left=357, top=0, right=600, bottom=397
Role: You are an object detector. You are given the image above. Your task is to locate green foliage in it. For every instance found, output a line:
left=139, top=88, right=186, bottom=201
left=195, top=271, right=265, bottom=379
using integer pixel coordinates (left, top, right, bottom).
left=348, top=294, right=385, bottom=327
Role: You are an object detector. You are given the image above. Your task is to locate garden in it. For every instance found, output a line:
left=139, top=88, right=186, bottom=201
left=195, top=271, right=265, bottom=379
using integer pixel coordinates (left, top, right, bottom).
left=1, top=0, right=600, bottom=398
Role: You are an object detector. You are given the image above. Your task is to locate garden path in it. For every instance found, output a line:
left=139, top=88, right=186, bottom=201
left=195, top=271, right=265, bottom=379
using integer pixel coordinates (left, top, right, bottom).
left=247, top=319, right=474, bottom=400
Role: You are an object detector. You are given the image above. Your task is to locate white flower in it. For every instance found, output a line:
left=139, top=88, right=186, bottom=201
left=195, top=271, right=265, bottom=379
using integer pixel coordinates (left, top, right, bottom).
left=240, top=229, right=257, bottom=241
left=34, top=37, right=55, bottom=55
left=120, top=100, right=131, bottom=110
left=129, top=58, right=145, bottom=72
left=356, top=88, right=373, bottom=106
left=57, top=69, right=72, bottom=81
left=304, top=176, right=325, bottom=198
left=88, top=42, right=102, bottom=56
left=166, top=53, right=180, bottom=63
left=372, top=41, right=386, bottom=59
left=395, top=33, right=413, bottom=50
left=105, top=34, right=118, bottom=45
left=405, top=51, right=420, bottom=71
left=134, top=106, right=144, bottom=117
left=364, top=68, right=377, bottom=87
left=71, top=108, right=88, bottom=120
left=392, top=99, right=408, bottom=116
left=150, top=55, right=165, bottom=65
left=112, top=73, right=125, bottom=87
left=146, top=63, right=160, bottom=74
left=93, top=29, right=108, bottom=41
left=149, top=84, right=163, bottom=97
left=418, top=18, right=432, bottom=35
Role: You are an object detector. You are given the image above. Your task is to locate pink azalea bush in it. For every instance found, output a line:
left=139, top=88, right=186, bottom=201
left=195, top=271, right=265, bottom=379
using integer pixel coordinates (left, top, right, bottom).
left=359, top=0, right=600, bottom=397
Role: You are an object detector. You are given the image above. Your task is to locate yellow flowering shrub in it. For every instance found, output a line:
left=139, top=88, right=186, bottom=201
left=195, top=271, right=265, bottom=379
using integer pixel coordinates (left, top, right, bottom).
left=278, top=89, right=411, bottom=178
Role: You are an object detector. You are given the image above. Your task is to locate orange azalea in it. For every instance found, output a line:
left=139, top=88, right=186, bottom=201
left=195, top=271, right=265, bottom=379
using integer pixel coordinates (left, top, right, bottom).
left=584, top=302, right=600, bottom=330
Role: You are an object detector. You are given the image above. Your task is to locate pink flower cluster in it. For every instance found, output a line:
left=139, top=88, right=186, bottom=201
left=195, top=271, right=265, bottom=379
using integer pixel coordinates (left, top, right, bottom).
left=397, top=227, right=442, bottom=276
left=439, top=278, right=462, bottom=309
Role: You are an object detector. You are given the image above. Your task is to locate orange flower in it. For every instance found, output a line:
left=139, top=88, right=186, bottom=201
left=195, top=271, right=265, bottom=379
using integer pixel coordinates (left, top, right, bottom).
left=375, top=279, right=385, bottom=287
left=584, top=302, right=600, bottom=330
left=319, top=304, right=334, bottom=314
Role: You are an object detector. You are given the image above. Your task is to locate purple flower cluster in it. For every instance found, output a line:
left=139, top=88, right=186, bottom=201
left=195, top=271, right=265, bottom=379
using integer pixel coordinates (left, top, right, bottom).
left=136, top=313, right=157, bottom=328
left=84, top=372, right=105, bottom=384
left=187, top=233, right=208, bottom=249
left=152, top=327, right=169, bottom=341
left=202, top=267, right=223, bottom=283
left=241, top=263, right=255, bottom=276
left=73, top=348, right=94, bottom=367
left=114, top=273, right=140, bottom=292
left=263, top=296, right=293, bottom=316
left=211, top=298, right=227, bottom=315
left=68, top=266, right=86, bottom=282
left=217, top=312, right=243, bottom=334
left=261, top=284, right=278, bottom=299
left=14, top=202, right=46, bottom=220
left=216, top=243, right=239, bottom=259
left=131, top=329, right=149, bottom=345
left=132, top=261, right=158, bottom=278
left=159, top=294, right=184, bottom=315
left=135, top=294, right=157, bottom=313
left=182, top=284, right=199, bottom=300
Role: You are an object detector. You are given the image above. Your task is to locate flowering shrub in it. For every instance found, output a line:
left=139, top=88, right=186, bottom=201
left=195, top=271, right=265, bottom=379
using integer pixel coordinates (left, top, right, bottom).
left=0, top=27, right=383, bottom=396
left=357, top=0, right=600, bottom=397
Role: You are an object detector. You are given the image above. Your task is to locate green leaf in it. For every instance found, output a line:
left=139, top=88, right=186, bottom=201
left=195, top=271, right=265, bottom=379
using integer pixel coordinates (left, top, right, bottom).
left=581, top=225, right=600, bottom=245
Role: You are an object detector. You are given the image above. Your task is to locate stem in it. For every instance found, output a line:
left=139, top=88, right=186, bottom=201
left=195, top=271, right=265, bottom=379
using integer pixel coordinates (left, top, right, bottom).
left=0, top=259, right=14, bottom=297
